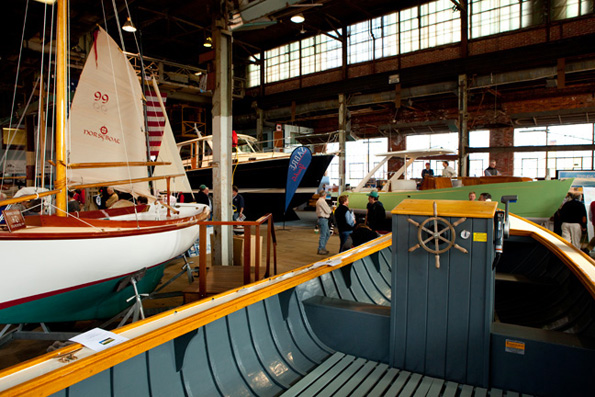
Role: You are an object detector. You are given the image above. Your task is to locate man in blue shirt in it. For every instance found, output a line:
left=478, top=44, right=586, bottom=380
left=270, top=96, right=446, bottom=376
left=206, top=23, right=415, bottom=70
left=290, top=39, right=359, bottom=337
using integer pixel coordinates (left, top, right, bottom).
left=232, top=185, right=245, bottom=221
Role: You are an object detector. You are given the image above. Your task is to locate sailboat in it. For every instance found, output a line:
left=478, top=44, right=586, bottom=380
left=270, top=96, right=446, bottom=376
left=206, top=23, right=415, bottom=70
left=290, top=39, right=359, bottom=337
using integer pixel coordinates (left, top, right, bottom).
left=0, top=20, right=207, bottom=324
left=0, top=198, right=593, bottom=395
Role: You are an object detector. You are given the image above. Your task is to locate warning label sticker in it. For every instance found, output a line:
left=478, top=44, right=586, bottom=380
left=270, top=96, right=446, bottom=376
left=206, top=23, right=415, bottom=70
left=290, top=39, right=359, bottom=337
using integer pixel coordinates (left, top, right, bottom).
left=505, top=339, right=526, bottom=355
left=473, top=232, right=487, bottom=242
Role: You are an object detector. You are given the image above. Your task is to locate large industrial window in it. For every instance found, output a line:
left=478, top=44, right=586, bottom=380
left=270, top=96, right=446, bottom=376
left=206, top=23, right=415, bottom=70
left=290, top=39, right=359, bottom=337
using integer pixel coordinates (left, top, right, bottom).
left=348, top=20, right=375, bottom=64
left=265, top=43, right=300, bottom=83
left=552, top=0, right=594, bottom=20
left=468, top=130, right=490, bottom=177
left=327, top=138, right=388, bottom=188
left=514, top=124, right=595, bottom=178
left=406, top=132, right=459, bottom=179
left=470, top=0, right=533, bottom=39
left=246, top=55, right=260, bottom=88
left=348, top=14, right=400, bottom=63
left=378, top=13, right=399, bottom=58
left=420, top=0, right=461, bottom=49
left=399, top=7, right=420, bottom=53
left=246, top=0, right=592, bottom=87
left=301, top=32, right=342, bottom=75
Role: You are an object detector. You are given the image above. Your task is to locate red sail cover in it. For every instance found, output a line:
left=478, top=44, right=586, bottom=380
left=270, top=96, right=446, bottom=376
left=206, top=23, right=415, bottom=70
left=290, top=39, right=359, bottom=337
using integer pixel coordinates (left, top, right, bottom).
left=147, top=91, right=167, bottom=158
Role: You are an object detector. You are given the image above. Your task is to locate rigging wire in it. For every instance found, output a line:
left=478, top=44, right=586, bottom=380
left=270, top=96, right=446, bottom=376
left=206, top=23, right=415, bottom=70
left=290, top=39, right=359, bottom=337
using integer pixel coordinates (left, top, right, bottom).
left=35, top=1, right=52, bottom=192
left=45, top=3, right=57, bottom=201
left=1, top=0, right=31, bottom=195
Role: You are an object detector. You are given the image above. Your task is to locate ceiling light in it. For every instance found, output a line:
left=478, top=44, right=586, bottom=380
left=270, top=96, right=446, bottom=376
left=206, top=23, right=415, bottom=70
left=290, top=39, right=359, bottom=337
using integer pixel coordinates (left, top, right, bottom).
left=122, top=17, right=137, bottom=33
left=203, top=37, right=213, bottom=48
left=33, top=0, right=57, bottom=4
left=290, top=13, right=305, bottom=24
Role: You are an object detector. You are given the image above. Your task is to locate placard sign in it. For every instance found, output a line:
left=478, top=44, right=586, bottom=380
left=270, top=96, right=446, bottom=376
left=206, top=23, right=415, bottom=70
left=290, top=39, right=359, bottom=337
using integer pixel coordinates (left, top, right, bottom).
left=2, top=209, right=26, bottom=232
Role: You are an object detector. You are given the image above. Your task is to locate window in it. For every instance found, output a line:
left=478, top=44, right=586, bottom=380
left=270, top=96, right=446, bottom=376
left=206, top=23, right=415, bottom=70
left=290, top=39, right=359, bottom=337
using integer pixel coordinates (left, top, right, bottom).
left=469, top=130, right=490, bottom=176
left=420, top=0, right=461, bottom=49
left=406, top=132, right=459, bottom=179
left=399, top=7, right=420, bottom=53
left=552, top=0, right=593, bottom=20
left=246, top=55, right=260, bottom=88
left=470, top=0, right=533, bottom=39
left=327, top=138, right=388, bottom=187
left=348, top=20, right=375, bottom=64
left=514, top=124, right=595, bottom=177
left=301, top=33, right=342, bottom=75
left=379, top=13, right=399, bottom=58
left=264, top=43, right=300, bottom=83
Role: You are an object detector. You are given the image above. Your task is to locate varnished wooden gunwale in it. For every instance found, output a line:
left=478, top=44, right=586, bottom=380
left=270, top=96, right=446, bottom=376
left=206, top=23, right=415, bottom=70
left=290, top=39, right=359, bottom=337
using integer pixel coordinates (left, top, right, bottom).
left=509, top=214, right=595, bottom=299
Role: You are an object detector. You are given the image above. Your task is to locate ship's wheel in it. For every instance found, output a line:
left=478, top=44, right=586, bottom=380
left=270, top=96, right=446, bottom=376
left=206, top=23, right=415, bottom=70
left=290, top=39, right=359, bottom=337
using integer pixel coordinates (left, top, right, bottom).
left=407, top=201, right=468, bottom=268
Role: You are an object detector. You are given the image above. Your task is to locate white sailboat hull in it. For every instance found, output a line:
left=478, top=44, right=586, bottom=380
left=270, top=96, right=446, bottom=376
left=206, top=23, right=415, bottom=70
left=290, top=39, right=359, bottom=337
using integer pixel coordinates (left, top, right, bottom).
left=0, top=218, right=201, bottom=324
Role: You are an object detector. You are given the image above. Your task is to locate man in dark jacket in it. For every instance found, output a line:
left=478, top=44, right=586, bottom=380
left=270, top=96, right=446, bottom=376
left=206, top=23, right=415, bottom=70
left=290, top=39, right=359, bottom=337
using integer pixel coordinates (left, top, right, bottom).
left=335, top=194, right=355, bottom=252
left=365, top=190, right=386, bottom=232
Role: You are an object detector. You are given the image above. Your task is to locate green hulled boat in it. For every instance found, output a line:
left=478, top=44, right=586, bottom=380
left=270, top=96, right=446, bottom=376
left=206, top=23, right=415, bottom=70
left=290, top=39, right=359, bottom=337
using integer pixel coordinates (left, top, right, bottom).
left=348, top=178, right=574, bottom=220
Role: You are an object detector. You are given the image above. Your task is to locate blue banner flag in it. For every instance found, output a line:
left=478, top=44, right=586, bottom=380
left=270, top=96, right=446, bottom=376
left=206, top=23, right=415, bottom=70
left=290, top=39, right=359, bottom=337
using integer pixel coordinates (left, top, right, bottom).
left=285, top=146, right=312, bottom=212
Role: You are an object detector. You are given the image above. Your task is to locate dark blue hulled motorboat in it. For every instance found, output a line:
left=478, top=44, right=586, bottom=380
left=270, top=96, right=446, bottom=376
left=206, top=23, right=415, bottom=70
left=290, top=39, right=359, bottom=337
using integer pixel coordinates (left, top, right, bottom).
left=177, top=134, right=335, bottom=221
left=1, top=199, right=594, bottom=396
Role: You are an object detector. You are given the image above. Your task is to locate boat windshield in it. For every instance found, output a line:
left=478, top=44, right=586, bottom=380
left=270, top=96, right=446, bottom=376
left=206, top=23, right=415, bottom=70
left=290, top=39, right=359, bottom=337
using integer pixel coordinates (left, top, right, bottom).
left=235, top=137, right=257, bottom=154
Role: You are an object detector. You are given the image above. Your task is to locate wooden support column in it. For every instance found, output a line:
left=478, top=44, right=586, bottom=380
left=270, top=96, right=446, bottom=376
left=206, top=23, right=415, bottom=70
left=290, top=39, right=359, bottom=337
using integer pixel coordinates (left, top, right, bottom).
left=458, top=74, right=469, bottom=177
left=557, top=58, right=566, bottom=89
left=460, top=0, right=468, bottom=58
left=255, top=102, right=264, bottom=151
left=338, top=93, right=347, bottom=193
left=212, top=19, right=233, bottom=266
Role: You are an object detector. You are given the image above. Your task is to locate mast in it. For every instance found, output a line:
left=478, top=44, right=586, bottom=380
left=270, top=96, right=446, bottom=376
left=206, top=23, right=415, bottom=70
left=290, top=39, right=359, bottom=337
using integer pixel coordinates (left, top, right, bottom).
left=55, top=0, right=68, bottom=215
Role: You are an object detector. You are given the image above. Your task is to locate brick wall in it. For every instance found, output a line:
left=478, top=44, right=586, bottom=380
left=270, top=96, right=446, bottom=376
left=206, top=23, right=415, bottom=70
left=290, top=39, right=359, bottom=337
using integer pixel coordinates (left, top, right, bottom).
left=489, top=127, right=514, bottom=175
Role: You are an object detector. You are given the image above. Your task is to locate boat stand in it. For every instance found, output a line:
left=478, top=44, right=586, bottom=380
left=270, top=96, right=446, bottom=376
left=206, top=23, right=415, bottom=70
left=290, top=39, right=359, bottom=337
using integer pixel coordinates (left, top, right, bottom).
left=153, top=255, right=198, bottom=292
left=0, top=323, right=79, bottom=348
left=116, top=278, right=148, bottom=327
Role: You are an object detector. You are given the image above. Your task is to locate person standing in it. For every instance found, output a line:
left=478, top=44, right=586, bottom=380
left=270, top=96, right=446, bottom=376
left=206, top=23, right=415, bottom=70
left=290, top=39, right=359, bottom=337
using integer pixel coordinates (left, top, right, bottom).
left=365, top=190, right=385, bottom=232
left=315, top=188, right=332, bottom=255
left=232, top=185, right=245, bottom=221
left=335, top=194, right=355, bottom=252
left=421, top=162, right=434, bottom=179
left=442, top=161, right=456, bottom=178
left=196, top=184, right=211, bottom=207
left=559, top=192, right=587, bottom=248
left=484, top=160, right=500, bottom=176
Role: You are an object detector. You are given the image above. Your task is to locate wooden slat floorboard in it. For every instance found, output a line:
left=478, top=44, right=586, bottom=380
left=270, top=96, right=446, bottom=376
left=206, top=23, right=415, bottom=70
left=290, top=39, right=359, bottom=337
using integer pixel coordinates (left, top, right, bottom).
left=284, top=353, right=527, bottom=397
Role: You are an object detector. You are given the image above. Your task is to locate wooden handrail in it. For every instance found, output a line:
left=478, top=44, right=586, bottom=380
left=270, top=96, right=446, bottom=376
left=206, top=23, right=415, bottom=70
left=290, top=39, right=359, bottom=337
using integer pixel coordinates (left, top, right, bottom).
left=196, top=213, right=277, bottom=298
